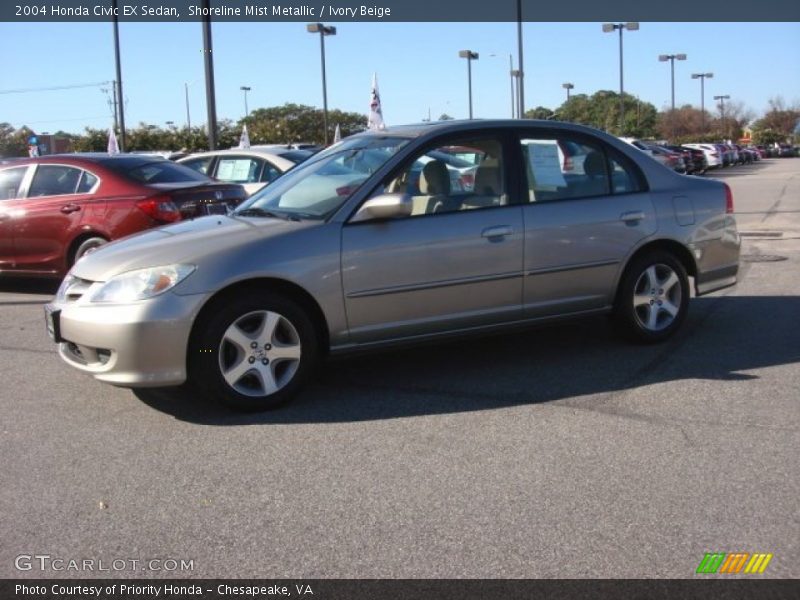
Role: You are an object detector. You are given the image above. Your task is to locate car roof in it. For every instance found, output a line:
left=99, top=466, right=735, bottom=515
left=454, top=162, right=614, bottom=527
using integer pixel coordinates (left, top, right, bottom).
left=180, top=148, right=299, bottom=158
left=1, top=153, right=170, bottom=169
left=350, top=119, right=611, bottom=140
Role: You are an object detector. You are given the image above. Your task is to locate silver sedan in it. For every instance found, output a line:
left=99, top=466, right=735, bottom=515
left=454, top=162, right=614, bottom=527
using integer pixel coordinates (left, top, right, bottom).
left=45, top=120, right=740, bottom=411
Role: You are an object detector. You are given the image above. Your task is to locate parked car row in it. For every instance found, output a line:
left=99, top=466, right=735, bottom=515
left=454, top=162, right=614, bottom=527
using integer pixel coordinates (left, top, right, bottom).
left=620, top=137, right=780, bottom=175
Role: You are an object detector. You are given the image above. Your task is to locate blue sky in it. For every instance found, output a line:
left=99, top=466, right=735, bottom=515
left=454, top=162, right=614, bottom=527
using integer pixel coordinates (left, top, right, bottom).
left=1, top=21, right=798, bottom=134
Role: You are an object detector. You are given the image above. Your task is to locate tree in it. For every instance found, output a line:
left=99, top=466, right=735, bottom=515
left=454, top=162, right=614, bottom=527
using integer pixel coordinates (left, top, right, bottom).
left=438, top=113, right=454, bottom=121
left=524, top=106, right=555, bottom=120
left=556, top=91, right=657, bottom=138
left=245, top=103, right=365, bottom=145
left=0, top=123, right=33, bottom=157
left=752, top=96, right=800, bottom=143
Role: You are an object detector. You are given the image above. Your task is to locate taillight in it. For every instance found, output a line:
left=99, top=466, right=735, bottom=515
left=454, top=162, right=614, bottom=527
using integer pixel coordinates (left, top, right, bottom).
left=136, top=195, right=182, bottom=223
left=563, top=155, right=574, bottom=172
left=459, top=172, right=475, bottom=190
left=724, top=183, right=734, bottom=214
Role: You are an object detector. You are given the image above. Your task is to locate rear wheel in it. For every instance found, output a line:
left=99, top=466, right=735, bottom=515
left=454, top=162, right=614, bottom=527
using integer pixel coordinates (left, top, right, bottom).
left=613, top=251, right=689, bottom=343
left=189, top=293, right=319, bottom=411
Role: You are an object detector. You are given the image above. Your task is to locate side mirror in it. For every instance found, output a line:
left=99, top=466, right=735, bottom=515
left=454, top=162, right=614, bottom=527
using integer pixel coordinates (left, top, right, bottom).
left=350, top=193, right=412, bottom=223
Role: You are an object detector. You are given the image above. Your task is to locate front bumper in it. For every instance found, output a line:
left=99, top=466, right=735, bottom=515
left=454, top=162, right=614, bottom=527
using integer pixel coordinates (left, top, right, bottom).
left=46, top=291, right=208, bottom=387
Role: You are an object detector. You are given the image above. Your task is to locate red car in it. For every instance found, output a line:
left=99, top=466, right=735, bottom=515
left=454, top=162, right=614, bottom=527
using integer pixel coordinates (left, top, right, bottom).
left=0, top=154, right=246, bottom=278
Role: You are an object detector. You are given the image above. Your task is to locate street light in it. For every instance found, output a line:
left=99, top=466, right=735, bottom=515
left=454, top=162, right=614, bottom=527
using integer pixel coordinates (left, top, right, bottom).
left=714, top=94, right=730, bottom=140
left=658, top=53, right=687, bottom=114
left=184, top=82, right=192, bottom=129
left=458, top=50, right=479, bottom=119
left=240, top=85, right=251, bottom=117
left=307, top=23, right=336, bottom=145
left=691, top=72, right=714, bottom=132
left=602, top=22, right=639, bottom=135
left=562, top=82, right=574, bottom=103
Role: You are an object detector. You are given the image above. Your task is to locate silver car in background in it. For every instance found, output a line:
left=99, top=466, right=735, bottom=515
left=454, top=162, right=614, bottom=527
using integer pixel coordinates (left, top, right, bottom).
left=45, top=120, right=740, bottom=411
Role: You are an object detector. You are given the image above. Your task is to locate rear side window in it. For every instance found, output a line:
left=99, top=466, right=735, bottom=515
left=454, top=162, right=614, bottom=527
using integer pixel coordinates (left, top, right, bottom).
left=28, top=165, right=82, bottom=197
left=76, top=171, right=99, bottom=193
left=520, top=136, right=609, bottom=202
left=0, top=166, right=27, bottom=200
left=260, top=162, right=282, bottom=183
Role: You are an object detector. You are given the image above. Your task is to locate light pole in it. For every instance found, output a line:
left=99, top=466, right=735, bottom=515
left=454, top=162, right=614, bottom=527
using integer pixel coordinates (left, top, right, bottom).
left=691, top=72, right=713, bottom=133
left=201, top=0, right=218, bottom=150
left=307, top=23, right=336, bottom=145
left=516, top=0, right=524, bottom=117
left=562, top=82, right=574, bottom=103
left=240, top=85, right=251, bottom=117
left=714, top=94, right=730, bottom=140
left=602, top=22, right=639, bottom=135
left=184, top=82, right=192, bottom=129
left=458, top=50, right=479, bottom=119
left=111, top=0, right=126, bottom=151
left=658, top=53, right=687, bottom=114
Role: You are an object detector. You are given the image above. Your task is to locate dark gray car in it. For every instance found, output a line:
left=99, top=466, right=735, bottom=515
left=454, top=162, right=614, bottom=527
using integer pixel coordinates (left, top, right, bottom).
left=45, top=120, right=741, bottom=410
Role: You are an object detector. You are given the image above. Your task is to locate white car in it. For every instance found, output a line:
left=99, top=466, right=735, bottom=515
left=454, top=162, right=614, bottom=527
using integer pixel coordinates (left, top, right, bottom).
left=178, top=147, right=312, bottom=196
left=683, top=143, right=723, bottom=169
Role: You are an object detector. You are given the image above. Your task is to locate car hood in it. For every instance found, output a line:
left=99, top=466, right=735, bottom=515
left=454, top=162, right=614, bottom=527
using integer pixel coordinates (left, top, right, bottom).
left=71, top=215, right=316, bottom=282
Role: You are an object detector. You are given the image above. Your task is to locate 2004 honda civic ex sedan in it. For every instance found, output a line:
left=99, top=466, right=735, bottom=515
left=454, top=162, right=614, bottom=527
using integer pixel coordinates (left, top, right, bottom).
left=45, top=120, right=740, bottom=411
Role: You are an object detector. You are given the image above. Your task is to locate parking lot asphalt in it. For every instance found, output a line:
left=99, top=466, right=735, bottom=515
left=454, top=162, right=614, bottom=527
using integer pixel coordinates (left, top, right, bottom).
left=0, top=159, right=798, bottom=579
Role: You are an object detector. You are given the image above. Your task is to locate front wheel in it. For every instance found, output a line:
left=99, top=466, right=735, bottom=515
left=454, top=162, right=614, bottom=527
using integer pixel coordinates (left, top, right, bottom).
left=189, top=293, right=319, bottom=411
left=613, top=252, right=690, bottom=343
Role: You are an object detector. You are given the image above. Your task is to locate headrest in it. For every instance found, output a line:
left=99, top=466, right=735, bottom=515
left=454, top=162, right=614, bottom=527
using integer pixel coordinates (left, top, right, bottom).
left=473, top=160, right=501, bottom=195
left=419, top=160, right=450, bottom=195
left=584, top=151, right=606, bottom=178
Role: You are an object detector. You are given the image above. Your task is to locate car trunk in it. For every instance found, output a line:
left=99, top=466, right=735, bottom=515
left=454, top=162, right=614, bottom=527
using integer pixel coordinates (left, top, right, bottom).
left=148, top=182, right=247, bottom=218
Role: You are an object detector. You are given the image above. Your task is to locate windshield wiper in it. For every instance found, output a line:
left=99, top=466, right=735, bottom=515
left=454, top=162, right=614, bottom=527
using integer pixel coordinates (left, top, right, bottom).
left=235, top=207, right=292, bottom=220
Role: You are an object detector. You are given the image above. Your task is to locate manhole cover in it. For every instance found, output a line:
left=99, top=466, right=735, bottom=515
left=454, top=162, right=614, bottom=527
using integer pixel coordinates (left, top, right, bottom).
left=740, top=231, right=784, bottom=238
left=741, top=254, right=788, bottom=263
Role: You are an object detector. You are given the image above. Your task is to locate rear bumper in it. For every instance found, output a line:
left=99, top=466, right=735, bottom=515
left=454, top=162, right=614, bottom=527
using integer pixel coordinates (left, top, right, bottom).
left=47, top=291, right=208, bottom=387
left=696, top=263, right=739, bottom=296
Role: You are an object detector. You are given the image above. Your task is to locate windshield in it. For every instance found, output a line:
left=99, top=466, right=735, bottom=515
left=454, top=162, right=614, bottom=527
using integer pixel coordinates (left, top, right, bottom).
left=234, top=136, right=411, bottom=219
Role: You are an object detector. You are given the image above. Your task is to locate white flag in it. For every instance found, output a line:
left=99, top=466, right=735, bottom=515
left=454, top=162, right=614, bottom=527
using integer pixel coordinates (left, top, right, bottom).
left=367, top=72, right=385, bottom=131
left=107, top=128, right=119, bottom=155
left=238, top=124, right=251, bottom=149
left=333, top=123, right=342, bottom=143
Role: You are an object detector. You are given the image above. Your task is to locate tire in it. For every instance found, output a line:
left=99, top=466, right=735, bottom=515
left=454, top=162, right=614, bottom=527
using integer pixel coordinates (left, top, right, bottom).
left=613, top=251, right=690, bottom=343
left=189, top=293, right=319, bottom=411
left=72, top=236, right=107, bottom=265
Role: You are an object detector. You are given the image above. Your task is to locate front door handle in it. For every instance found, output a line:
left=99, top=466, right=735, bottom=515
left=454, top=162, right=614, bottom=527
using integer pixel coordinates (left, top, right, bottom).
left=481, top=225, right=513, bottom=239
left=61, top=204, right=81, bottom=214
left=620, top=210, right=645, bottom=223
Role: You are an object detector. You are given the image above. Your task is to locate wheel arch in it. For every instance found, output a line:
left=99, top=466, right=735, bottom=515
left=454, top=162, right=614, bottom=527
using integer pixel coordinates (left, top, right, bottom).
left=187, top=277, right=331, bottom=362
left=614, top=238, right=697, bottom=305
left=66, top=230, right=110, bottom=269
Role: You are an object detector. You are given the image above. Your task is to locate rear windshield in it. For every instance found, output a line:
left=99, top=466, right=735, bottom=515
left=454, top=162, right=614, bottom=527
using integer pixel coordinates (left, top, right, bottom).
left=279, top=150, right=314, bottom=164
left=119, top=161, right=211, bottom=184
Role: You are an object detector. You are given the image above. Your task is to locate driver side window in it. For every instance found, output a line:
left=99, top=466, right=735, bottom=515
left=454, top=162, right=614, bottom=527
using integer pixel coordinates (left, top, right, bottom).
left=381, top=137, right=506, bottom=217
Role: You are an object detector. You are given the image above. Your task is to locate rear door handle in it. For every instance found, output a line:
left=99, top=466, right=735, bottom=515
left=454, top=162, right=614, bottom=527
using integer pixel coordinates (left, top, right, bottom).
left=60, top=204, right=81, bottom=214
left=481, top=225, right=513, bottom=239
left=620, top=210, right=645, bottom=223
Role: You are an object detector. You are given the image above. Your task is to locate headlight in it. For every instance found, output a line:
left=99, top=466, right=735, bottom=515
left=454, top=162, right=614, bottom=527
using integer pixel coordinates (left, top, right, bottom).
left=86, top=264, right=195, bottom=303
